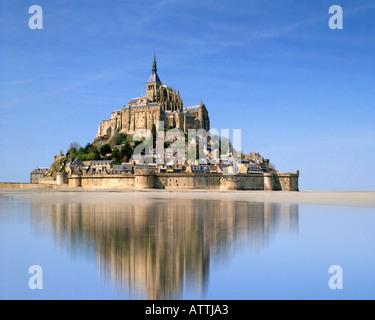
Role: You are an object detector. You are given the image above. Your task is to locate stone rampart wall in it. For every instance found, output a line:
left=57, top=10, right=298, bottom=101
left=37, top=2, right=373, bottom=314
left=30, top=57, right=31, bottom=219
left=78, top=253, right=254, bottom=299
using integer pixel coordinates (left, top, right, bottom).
left=1, top=171, right=299, bottom=191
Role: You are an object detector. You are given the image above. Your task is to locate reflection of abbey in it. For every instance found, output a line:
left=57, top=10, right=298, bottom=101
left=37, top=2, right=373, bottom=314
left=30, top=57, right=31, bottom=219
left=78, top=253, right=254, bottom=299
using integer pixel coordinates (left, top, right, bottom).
left=95, top=54, right=210, bottom=145
left=28, top=193, right=299, bottom=299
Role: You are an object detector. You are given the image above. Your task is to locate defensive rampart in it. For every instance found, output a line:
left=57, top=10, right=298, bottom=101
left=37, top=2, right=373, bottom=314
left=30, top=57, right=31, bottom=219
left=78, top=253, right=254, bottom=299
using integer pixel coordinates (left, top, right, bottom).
left=1, top=171, right=299, bottom=191
left=64, top=171, right=299, bottom=191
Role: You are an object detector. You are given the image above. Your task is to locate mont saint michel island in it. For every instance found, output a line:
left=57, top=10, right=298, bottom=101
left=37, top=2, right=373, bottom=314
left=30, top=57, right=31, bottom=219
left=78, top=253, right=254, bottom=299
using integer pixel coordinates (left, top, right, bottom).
left=15, top=56, right=299, bottom=192
left=1, top=1, right=374, bottom=303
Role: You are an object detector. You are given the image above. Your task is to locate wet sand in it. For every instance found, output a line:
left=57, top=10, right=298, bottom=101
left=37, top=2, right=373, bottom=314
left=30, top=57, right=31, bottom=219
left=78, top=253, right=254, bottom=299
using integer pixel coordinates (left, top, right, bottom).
left=1, top=189, right=375, bottom=207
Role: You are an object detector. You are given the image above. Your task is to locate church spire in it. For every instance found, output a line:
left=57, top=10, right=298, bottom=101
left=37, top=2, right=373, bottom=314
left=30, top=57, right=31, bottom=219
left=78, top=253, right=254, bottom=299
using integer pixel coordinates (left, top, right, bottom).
left=152, top=52, right=157, bottom=73
left=147, top=52, right=161, bottom=85
left=147, top=52, right=161, bottom=99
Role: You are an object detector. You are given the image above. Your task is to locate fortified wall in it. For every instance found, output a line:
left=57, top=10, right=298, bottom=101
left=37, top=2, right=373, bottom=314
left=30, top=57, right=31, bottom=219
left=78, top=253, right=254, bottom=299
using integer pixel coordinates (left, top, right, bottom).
left=60, top=170, right=299, bottom=191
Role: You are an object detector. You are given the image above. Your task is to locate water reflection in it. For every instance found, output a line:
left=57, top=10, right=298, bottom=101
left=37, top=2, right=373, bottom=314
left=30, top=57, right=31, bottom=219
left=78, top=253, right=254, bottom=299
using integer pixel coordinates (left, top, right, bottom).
left=26, top=194, right=298, bottom=299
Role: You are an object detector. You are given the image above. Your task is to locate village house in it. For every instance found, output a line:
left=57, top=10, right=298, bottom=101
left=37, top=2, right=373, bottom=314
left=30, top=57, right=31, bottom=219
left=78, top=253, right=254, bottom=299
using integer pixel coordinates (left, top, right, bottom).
left=30, top=167, right=49, bottom=183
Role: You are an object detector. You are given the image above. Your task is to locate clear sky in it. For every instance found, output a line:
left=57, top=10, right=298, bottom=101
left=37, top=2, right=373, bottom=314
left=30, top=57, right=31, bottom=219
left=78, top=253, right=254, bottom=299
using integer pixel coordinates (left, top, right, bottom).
left=0, top=0, right=374, bottom=190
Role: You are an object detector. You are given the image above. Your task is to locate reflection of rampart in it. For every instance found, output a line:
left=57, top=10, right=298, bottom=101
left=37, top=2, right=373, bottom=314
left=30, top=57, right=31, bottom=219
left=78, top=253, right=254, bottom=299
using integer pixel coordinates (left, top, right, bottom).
left=28, top=195, right=298, bottom=299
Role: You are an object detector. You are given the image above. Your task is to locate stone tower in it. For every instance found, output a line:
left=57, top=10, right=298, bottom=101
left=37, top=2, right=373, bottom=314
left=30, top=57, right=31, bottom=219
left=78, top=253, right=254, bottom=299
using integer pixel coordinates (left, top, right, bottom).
left=146, top=53, right=162, bottom=100
left=95, top=54, right=211, bottom=145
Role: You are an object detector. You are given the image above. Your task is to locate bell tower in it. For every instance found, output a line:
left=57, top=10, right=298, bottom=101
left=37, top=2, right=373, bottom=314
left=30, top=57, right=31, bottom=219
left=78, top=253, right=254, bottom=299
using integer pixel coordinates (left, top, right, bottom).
left=146, top=53, right=162, bottom=100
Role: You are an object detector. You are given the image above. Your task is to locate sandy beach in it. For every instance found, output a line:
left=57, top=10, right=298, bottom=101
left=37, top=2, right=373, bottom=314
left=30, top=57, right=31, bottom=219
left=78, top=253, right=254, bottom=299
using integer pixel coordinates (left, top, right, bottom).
left=1, top=189, right=374, bottom=208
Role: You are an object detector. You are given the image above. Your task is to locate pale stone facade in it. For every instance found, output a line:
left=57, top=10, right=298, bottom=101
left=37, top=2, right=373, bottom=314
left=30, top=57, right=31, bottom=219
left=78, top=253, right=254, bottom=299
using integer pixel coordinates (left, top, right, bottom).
left=95, top=55, right=210, bottom=145
left=63, top=171, right=299, bottom=191
left=30, top=167, right=49, bottom=184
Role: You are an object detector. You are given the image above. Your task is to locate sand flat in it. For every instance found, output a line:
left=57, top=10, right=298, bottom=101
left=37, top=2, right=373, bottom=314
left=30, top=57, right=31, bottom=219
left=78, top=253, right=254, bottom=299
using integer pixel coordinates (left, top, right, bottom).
left=1, top=189, right=375, bottom=208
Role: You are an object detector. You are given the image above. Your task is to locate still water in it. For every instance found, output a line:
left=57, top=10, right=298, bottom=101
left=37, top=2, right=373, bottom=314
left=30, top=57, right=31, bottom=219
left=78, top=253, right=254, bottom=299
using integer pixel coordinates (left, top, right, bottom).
left=0, top=191, right=374, bottom=300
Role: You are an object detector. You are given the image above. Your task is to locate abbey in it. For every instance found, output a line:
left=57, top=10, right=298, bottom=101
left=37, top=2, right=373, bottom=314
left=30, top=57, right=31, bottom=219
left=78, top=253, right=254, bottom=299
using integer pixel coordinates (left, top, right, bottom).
left=95, top=54, right=210, bottom=145
left=23, top=54, right=300, bottom=192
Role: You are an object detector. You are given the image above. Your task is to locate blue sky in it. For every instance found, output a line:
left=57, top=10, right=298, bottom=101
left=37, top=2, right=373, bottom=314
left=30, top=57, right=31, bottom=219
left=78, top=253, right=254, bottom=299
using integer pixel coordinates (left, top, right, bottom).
left=0, top=0, right=374, bottom=190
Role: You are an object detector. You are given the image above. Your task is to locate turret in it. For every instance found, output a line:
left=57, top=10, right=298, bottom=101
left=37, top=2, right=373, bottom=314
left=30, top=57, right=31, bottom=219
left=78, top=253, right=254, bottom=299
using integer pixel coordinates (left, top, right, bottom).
left=198, top=100, right=204, bottom=123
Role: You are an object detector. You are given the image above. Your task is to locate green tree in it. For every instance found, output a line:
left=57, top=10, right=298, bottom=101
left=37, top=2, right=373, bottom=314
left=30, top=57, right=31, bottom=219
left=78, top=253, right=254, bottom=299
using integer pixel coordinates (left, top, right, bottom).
left=66, top=141, right=81, bottom=159
left=116, top=133, right=128, bottom=145
left=70, top=142, right=80, bottom=150
left=111, top=148, right=121, bottom=164
left=121, top=141, right=133, bottom=162
left=87, top=152, right=96, bottom=161
left=69, top=148, right=78, bottom=158
left=99, top=144, right=111, bottom=156
left=151, top=123, right=156, bottom=148
left=78, top=147, right=85, bottom=155
left=94, top=149, right=100, bottom=160
left=84, top=143, right=96, bottom=154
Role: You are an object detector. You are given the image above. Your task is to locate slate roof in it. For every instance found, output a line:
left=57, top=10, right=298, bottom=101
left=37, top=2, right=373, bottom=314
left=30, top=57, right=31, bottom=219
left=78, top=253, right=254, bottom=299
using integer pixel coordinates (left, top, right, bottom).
left=31, top=167, right=49, bottom=174
left=113, top=163, right=133, bottom=173
left=248, top=164, right=262, bottom=173
left=122, top=163, right=133, bottom=171
left=71, top=159, right=84, bottom=167
left=183, top=111, right=194, bottom=117
left=125, top=102, right=160, bottom=109
left=92, top=160, right=114, bottom=165
left=147, top=71, right=161, bottom=84
left=112, top=164, right=132, bottom=174
left=184, top=105, right=200, bottom=112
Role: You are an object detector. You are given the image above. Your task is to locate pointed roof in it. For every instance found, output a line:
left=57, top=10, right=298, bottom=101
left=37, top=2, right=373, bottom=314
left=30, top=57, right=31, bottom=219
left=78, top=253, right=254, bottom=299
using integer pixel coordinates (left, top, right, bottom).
left=152, top=52, right=157, bottom=72
left=147, top=53, right=161, bottom=84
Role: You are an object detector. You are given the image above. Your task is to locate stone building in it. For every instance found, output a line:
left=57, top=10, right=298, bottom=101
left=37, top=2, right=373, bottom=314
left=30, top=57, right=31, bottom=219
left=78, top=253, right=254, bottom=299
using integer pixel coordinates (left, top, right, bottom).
left=30, top=167, right=49, bottom=183
left=95, top=55, right=210, bottom=145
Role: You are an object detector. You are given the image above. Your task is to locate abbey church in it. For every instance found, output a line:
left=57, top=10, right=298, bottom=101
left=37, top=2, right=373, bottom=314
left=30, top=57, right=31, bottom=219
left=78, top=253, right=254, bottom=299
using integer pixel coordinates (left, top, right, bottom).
left=95, top=55, right=210, bottom=145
